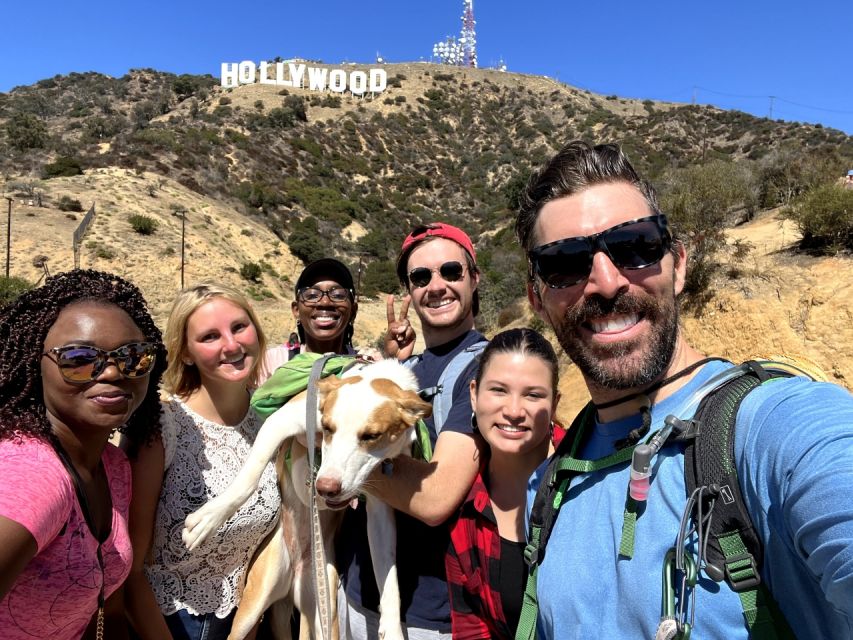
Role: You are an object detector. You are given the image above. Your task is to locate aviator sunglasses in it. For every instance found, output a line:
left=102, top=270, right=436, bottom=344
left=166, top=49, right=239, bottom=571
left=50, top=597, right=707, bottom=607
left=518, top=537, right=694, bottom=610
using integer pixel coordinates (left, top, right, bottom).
left=408, top=261, right=466, bottom=289
left=528, top=214, right=673, bottom=289
left=42, top=342, right=158, bottom=384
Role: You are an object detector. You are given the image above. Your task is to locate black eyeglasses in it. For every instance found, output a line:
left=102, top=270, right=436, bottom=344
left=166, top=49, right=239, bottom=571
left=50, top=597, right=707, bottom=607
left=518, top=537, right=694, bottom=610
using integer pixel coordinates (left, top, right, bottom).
left=528, top=215, right=672, bottom=289
left=42, top=342, right=158, bottom=384
left=298, top=287, right=351, bottom=304
left=407, top=261, right=466, bottom=289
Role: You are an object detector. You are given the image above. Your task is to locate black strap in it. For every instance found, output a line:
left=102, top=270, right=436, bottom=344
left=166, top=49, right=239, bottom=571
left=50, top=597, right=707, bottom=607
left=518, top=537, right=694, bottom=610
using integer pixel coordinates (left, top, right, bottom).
left=51, top=442, right=111, bottom=543
left=51, top=440, right=109, bottom=615
left=682, top=363, right=797, bottom=638
left=595, top=357, right=728, bottom=411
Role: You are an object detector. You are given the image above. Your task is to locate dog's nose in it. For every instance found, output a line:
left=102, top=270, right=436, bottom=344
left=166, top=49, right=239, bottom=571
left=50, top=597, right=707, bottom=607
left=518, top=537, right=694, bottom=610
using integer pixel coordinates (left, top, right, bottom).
left=316, top=476, right=342, bottom=498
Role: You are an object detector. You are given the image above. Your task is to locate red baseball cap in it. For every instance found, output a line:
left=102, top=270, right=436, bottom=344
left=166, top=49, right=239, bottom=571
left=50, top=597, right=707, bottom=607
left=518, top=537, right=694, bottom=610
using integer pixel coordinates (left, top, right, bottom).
left=399, top=222, right=476, bottom=262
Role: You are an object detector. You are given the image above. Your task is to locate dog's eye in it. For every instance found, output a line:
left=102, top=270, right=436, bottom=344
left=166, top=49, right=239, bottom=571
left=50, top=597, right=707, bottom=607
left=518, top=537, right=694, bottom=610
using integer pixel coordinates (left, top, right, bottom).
left=359, top=432, right=381, bottom=442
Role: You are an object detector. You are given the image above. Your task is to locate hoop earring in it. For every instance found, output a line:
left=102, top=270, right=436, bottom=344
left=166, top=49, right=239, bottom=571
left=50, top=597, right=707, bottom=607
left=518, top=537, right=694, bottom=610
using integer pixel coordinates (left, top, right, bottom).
left=471, top=412, right=479, bottom=433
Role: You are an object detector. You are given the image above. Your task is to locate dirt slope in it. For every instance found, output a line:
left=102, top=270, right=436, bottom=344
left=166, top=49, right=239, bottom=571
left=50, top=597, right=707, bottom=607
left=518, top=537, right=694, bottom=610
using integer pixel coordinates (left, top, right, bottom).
left=5, top=174, right=850, bottom=423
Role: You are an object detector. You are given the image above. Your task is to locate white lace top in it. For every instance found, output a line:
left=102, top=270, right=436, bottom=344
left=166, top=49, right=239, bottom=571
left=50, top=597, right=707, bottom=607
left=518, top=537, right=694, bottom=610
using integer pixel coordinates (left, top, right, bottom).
left=146, top=396, right=280, bottom=618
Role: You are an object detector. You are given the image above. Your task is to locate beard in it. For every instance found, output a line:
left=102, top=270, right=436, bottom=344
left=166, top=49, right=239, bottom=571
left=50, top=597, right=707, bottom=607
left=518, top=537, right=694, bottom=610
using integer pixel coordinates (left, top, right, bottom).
left=553, top=288, right=679, bottom=391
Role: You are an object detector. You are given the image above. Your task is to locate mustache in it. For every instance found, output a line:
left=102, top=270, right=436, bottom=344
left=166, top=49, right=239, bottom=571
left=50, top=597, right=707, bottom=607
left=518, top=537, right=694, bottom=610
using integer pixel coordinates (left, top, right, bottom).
left=564, top=292, right=658, bottom=326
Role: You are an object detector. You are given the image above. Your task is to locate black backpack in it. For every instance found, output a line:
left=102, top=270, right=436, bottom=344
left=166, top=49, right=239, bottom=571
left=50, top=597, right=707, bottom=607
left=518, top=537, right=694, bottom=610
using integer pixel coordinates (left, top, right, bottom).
left=517, top=359, right=823, bottom=640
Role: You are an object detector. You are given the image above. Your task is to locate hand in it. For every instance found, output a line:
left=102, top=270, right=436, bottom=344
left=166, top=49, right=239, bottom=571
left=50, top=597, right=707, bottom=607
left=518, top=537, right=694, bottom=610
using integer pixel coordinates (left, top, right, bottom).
left=385, top=294, right=415, bottom=360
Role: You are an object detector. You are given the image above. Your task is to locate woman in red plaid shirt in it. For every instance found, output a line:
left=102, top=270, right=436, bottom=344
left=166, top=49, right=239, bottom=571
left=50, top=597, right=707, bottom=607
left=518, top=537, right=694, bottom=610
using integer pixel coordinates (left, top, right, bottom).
left=446, top=328, right=564, bottom=639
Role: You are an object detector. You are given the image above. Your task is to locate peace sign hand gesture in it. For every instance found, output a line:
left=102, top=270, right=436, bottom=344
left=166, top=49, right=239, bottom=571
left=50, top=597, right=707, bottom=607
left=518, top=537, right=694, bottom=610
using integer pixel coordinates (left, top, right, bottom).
left=385, top=294, right=416, bottom=361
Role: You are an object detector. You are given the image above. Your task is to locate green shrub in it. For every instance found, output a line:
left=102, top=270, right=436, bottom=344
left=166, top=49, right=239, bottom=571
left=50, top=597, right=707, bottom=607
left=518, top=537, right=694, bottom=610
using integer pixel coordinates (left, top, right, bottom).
left=783, top=184, right=853, bottom=252
left=357, top=228, right=392, bottom=259
left=288, top=217, right=325, bottom=263
left=659, top=160, right=751, bottom=308
left=0, top=276, right=33, bottom=307
left=5, top=113, right=48, bottom=151
left=42, top=156, right=84, bottom=179
left=234, top=180, right=284, bottom=213
left=94, top=244, right=116, bottom=260
left=360, top=260, right=399, bottom=297
left=58, top=195, right=84, bottom=212
left=128, top=214, right=159, bottom=235
left=320, top=95, right=342, bottom=108
left=240, top=262, right=263, bottom=282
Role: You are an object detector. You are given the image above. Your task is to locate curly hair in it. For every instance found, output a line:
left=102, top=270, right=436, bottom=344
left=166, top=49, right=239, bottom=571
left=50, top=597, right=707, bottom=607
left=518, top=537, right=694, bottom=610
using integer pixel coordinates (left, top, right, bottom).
left=0, top=269, right=166, bottom=452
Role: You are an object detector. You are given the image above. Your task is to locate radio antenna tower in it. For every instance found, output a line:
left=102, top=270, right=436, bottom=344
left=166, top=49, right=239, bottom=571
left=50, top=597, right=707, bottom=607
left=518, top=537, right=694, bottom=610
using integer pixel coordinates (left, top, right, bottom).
left=460, top=0, right=477, bottom=68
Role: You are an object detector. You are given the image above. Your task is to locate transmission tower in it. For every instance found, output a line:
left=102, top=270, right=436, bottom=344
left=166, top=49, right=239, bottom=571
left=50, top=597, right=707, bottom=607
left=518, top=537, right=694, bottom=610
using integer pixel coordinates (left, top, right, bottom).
left=460, top=0, right=477, bottom=68
left=432, top=0, right=477, bottom=67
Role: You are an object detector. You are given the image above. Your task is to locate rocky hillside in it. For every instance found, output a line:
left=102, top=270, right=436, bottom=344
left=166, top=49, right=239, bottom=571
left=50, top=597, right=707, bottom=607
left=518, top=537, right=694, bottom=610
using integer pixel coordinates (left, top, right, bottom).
left=2, top=63, right=852, bottom=416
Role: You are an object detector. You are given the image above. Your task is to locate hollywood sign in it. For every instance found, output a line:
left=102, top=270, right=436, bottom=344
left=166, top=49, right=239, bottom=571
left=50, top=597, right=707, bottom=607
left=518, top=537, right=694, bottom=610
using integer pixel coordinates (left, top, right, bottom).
left=221, top=61, right=387, bottom=95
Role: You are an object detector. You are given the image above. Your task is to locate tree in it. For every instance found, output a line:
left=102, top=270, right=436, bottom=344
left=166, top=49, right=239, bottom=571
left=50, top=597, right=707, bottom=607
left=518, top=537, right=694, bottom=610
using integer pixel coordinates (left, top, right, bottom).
left=357, top=228, right=392, bottom=259
left=360, top=261, right=399, bottom=297
left=503, top=171, right=531, bottom=212
left=756, top=148, right=845, bottom=208
left=288, top=217, right=325, bottom=264
left=659, top=160, right=751, bottom=306
left=5, top=113, right=48, bottom=151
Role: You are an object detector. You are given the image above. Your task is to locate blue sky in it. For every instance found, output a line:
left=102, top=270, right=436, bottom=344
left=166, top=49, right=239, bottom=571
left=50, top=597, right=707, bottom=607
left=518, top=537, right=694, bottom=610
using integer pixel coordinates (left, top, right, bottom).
left=2, top=0, right=851, bottom=134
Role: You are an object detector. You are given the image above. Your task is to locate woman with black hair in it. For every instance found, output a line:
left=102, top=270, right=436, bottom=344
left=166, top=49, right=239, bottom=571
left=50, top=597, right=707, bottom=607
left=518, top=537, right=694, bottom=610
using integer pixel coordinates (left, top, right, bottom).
left=259, top=258, right=363, bottom=383
left=0, top=269, right=166, bottom=640
left=445, top=328, right=564, bottom=640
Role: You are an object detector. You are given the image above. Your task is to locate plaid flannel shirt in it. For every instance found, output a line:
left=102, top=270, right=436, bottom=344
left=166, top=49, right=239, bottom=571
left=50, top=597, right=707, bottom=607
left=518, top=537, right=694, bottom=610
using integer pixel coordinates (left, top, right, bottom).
left=446, top=425, right=566, bottom=640
left=446, top=468, right=515, bottom=640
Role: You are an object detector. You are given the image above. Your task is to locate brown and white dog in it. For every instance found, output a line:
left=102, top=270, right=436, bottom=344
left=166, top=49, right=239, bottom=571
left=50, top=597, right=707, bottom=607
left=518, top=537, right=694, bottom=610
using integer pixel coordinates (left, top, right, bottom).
left=182, top=358, right=432, bottom=640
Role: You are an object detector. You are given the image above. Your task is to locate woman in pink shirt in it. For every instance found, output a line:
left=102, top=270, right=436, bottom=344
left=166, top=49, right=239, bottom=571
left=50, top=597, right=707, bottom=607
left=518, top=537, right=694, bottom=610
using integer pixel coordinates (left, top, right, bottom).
left=0, top=269, right=166, bottom=640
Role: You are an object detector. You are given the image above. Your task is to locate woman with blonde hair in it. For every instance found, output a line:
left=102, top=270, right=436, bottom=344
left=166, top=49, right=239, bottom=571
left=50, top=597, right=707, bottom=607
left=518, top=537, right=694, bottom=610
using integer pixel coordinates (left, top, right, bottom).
left=125, top=283, right=280, bottom=640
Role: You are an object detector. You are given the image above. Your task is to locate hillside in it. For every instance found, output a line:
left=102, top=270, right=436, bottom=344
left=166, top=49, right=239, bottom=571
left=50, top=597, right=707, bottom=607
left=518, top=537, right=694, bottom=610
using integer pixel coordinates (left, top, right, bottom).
left=1, top=62, right=852, bottom=418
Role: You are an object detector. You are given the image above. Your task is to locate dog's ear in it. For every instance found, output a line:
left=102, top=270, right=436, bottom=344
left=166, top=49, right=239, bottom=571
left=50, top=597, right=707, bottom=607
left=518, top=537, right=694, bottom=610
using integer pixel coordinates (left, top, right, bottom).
left=318, top=375, right=346, bottom=394
left=396, top=390, right=433, bottom=427
left=317, top=375, right=361, bottom=411
left=372, top=379, right=433, bottom=428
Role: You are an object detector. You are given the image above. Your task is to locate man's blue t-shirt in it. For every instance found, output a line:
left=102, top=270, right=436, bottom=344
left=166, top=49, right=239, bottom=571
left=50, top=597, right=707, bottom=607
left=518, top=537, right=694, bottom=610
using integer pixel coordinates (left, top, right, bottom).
left=336, top=329, right=485, bottom=632
left=527, top=361, right=853, bottom=639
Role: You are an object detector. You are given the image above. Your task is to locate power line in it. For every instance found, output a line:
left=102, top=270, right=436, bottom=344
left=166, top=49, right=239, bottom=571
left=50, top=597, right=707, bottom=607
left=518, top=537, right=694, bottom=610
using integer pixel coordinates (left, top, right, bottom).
left=694, top=86, right=853, bottom=115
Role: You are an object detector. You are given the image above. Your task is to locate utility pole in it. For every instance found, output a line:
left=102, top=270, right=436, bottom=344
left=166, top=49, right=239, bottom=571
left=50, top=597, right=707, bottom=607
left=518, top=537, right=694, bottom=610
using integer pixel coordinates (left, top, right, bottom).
left=173, top=210, right=187, bottom=288
left=355, top=252, right=370, bottom=292
left=5, top=197, right=12, bottom=278
left=768, top=96, right=776, bottom=120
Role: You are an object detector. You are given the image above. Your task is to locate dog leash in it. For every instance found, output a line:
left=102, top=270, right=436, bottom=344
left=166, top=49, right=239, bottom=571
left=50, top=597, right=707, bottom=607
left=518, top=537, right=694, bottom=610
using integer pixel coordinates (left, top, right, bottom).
left=307, top=353, right=336, bottom=640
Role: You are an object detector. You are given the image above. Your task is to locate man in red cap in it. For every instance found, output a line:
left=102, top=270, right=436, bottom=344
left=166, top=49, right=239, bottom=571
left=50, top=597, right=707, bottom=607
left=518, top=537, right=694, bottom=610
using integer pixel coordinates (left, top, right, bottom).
left=336, top=222, right=487, bottom=639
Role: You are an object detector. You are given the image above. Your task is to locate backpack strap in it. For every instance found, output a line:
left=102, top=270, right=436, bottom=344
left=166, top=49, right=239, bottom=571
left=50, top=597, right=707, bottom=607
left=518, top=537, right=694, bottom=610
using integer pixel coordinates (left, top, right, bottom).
left=683, top=360, right=797, bottom=639
left=432, top=339, right=488, bottom=434
left=517, top=404, right=637, bottom=640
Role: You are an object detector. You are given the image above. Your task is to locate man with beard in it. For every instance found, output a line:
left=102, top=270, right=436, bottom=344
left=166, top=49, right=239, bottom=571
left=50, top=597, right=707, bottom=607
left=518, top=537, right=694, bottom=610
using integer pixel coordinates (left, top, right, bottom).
left=336, top=223, right=487, bottom=640
left=515, top=141, right=853, bottom=639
